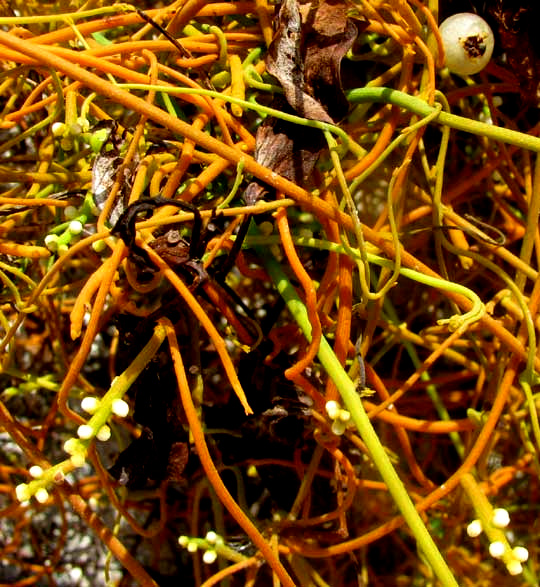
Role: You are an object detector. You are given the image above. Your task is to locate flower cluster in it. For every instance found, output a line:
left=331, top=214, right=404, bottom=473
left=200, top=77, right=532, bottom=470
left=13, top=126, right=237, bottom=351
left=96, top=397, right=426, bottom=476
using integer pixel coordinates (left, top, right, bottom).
left=178, top=531, right=222, bottom=565
left=43, top=193, right=97, bottom=255
left=14, top=395, right=130, bottom=504
left=325, top=400, right=351, bottom=435
left=466, top=507, right=529, bottom=576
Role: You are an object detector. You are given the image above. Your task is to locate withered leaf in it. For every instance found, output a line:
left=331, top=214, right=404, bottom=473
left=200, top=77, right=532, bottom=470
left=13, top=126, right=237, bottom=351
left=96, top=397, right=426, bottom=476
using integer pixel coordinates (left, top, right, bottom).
left=245, top=0, right=363, bottom=202
left=488, top=1, right=540, bottom=103
left=244, top=99, right=325, bottom=204
left=91, top=121, right=131, bottom=225
left=166, top=442, right=189, bottom=483
left=266, top=0, right=362, bottom=123
left=302, top=0, right=362, bottom=121
left=266, top=0, right=333, bottom=123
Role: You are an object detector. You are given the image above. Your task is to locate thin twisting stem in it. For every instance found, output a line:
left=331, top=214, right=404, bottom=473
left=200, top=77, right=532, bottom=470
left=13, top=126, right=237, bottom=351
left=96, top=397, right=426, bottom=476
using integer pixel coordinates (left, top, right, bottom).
left=161, top=318, right=296, bottom=587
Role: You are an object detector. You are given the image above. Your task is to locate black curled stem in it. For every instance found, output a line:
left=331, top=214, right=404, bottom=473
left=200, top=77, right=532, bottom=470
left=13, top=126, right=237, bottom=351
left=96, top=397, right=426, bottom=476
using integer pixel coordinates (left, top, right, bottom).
left=111, top=196, right=203, bottom=271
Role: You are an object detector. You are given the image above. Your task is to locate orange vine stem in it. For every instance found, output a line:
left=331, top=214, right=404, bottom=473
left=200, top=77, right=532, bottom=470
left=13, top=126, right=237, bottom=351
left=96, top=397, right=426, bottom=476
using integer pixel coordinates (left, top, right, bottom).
left=161, top=317, right=296, bottom=587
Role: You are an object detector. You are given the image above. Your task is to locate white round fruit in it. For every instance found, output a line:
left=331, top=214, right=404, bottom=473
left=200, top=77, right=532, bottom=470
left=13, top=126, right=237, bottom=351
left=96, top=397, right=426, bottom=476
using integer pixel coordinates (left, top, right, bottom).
left=439, top=12, right=494, bottom=75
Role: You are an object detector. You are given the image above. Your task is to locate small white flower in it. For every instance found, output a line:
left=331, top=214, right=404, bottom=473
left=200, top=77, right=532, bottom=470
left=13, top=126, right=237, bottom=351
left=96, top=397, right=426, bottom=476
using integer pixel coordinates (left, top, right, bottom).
left=506, top=560, right=523, bottom=576
left=15, top=483, right=31, bottom=502
left=112, top=398, right=129, bottom=418
left=466, top=519, right=483, bottom=538
left=338, top=409, right=351, bottom=422
left=512, top=546, right=529, bottom=563
left=81, top=396, right=99, bottom=414
left=34, top=488, right=49, bottom=504
left=491, top=508, right=510, bottom=528
left=68, top=220, right=83, bottom=235
left=187, top=542, right=198, bottom=553
left=325, top=400, right=340, bottom=420
left=205, top=531, right=218, bottom=544
left=331, top=419, right=347, bottom=436
left=96, top=425, right=111, bottom=441
left=29, top=465, right=44, bottom=479
left=202, top=549, right=217, bottom=564
left=51, top=122, right=66, bottom=137
left=63, top=438, right=78, bottom=454
left=76, top=116, right=90, bottom=132
left=77, top=424, right=93, bottom=440
left=178, top=535, right=189, bottom=547
left=488, top=540, right=505, bottom=559
left=44, top=234, right=59, bottom=251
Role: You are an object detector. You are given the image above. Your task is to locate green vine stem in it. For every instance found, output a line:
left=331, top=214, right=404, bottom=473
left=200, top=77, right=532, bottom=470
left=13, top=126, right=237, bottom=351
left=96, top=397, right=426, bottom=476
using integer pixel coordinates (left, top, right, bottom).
left=246, top=233, right=485, bottom=331
left=252, top=232, right=460, bottom=587
left=116, top=83, right=359, bottom=156
left=15, top=323, right=167, bottom=503
left=346, top=87, right=540, bottom=153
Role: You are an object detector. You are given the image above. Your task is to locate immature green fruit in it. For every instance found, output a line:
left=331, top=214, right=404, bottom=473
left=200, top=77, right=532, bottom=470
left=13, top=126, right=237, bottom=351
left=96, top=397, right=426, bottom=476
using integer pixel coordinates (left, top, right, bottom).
left=440, top=13, right=494, bottom=75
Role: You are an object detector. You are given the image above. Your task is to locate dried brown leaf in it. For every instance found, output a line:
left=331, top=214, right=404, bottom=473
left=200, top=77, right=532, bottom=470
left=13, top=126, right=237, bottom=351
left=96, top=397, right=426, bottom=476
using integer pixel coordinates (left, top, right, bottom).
left=302, top=0, right=361, bottom=121
left=245, top=0, right=364, bottom=201
left=266, top=0, right=334, bottom=123
left=266, top=0, right=363, bottom=123
left=244, top=100, right=325, bottom=204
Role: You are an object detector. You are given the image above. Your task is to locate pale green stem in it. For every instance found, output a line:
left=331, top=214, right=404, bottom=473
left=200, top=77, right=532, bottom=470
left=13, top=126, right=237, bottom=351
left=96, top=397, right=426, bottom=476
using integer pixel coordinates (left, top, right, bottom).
left=253, top=237, right=459, bottom=587
left=347, top=87, right=540, bottom=153
left=118, top=83, right=358, bottom=156
left=245, top=233, right=484, bottom=330
left=17, top=323, right=167, bottom=499
left=516, top=153, right=540, bottom=291
left=382, top=298, right=465, bottom=459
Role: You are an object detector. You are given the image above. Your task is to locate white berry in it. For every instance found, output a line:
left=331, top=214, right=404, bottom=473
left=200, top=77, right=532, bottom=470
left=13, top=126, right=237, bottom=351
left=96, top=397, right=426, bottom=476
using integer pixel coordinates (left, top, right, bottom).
left=440, top=13, right=494, bottom=75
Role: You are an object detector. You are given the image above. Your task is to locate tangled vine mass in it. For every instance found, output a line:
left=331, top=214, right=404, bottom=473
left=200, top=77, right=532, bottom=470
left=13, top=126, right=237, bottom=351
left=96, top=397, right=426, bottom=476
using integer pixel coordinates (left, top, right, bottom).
left=1, top=1, right=540, bottom=586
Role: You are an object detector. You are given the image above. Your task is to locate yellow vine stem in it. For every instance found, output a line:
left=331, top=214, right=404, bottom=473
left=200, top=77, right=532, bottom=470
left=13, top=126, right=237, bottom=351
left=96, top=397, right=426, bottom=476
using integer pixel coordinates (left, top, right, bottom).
left=56, top=243, right=126, bottom=423
left=0, top=31, right=538, bottom=372
left=200, top=557, right=261, bottom=587
left=160, top=317, right=295, bottom=587
left=0, top=231, right=108, bottom=356
left=62, top=489, right=159, bottom=587
left=0, top=396, right=159, bottom=586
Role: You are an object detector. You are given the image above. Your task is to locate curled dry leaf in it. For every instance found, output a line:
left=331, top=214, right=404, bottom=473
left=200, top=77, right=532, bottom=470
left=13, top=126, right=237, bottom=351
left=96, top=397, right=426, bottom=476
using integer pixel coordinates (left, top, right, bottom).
left=488, top=1, right=540, bottom=102
left=266, top=0, right=333, bottom=123
left=91, top=121, right=133, bottom=225
left=244, top=99, right=325, bottom=204
left=266, top=0, right=363, bottom=123
left=245, top=0, right=365, bottom=202
left=302, top=0, right=362, bottom=121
